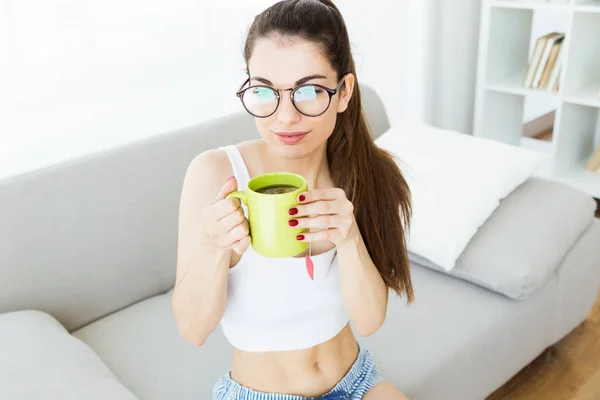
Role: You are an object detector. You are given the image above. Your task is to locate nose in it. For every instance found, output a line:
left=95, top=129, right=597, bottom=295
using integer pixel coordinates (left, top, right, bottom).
left=276, top=91, right=301, bottom=126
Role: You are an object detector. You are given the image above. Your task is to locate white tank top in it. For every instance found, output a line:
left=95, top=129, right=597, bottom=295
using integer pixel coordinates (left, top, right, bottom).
left=218, top=145, right=349, bottom=352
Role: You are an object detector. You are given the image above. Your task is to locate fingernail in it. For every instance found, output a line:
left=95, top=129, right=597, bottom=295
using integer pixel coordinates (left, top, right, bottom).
left=227, top=176, right=235, bottom=181
left=298, top=194, right=306, bottom=202
left=288, top=207, right=298, bottom=215
left=296, top=234, right=305, bottom=241
left=288, top=219, right=298, bottom=227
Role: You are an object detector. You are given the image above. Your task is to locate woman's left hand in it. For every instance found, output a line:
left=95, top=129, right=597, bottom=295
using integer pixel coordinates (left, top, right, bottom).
left=288, top=188, right=359, bottom=246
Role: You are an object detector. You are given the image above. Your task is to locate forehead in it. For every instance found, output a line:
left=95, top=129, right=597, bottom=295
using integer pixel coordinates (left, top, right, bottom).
left=248, top=37, right=335, bottom=85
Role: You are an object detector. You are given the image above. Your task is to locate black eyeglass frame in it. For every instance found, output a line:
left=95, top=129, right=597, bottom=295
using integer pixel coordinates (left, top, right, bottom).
left=235, top=77, right=346, bottom=118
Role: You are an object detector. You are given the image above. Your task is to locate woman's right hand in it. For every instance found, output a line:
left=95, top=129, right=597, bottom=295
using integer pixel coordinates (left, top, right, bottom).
left=202, top=176, right=251, bottom=255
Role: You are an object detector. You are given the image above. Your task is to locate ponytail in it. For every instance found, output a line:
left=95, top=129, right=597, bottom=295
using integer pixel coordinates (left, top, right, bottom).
left=328, top=83, right=414, bottom=301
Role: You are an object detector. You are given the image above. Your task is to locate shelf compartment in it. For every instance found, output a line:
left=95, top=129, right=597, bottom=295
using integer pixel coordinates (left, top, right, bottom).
left=486, top=7, right=570, bottom=94
left=554, top=102, right=600, bottom=178
left=554, top=102, right=600, bottom=197
left=563, top=12, right=600, bottom=100
left=486, top=7, right=533, bottom=85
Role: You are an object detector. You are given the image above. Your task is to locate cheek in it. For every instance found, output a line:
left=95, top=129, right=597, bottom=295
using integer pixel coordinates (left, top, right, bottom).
left=254, top=119, right=272, bottom=138
left=315, top=109, right=338, bottom=139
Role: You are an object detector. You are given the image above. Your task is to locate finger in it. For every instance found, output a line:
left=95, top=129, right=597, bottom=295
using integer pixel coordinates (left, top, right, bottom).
left=219, top=206, right=245, bottom=230
left=213, top=198, right=241, bottom=220
left=289, top=215, right=344, bottom=230
left=232, top=235, right=251, bottom=255
left=227, top=219, right=249, bottom=243
left=290, top=199, right=346, bottom=217
left=213, top=176, right=238, bottom=203
left=296, top=229, right=335, bottom=243
left=297, top=188, right=343, bottom=204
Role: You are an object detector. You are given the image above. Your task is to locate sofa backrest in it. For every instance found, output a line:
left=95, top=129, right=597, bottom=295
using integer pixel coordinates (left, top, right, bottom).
left=0, top=84, right=390, bottom=332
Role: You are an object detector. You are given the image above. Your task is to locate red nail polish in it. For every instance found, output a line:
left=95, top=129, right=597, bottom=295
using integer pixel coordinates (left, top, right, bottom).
left=288, top=219, right=298, bottom=227
left=299, top=195, right=306, bottom=202
left=296, top=234, right=305, bottom=241
left=288, top=207, right=298, bottom=215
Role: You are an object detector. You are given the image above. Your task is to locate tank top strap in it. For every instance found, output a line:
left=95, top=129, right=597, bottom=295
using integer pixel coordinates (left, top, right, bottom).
left=218, top=145, right=252, bottom=191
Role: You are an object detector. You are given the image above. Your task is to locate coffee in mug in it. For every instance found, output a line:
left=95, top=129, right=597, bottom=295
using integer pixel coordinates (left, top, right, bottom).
left=256, top=184, right=299, bottom=195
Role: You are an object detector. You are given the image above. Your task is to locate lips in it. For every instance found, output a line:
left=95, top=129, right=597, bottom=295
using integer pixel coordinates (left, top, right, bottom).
left=275, top=131, right=309, bottom=145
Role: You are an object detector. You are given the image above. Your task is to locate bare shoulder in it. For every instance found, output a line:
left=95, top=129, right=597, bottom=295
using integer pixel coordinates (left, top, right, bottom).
left=185, top=148, right=234, bottom=191
left=189, top=148, right=233, bottom=178
left=178, top=148, right=235, bottom=214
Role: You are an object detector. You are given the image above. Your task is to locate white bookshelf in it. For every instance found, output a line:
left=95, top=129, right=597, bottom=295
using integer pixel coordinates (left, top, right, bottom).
left=473, top=0, right=600, bottom=199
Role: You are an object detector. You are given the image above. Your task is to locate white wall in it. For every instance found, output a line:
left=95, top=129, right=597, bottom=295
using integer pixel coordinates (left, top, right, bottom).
left=0, top=0, right=428, bottom=181
left=0, top=1, right=253, bottom=180
left=427, top=0, right=482, bottom=134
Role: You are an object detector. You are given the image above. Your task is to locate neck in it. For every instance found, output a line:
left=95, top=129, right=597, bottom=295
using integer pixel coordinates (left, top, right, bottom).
left=267, top=143, right=331, bottom=189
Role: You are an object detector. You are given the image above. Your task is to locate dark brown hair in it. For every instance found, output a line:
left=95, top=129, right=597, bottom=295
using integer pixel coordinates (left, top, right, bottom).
left=243, top=0, right=413, bottom=302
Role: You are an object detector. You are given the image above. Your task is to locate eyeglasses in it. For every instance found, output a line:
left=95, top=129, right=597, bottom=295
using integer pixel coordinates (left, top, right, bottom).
left=235, top=78, right=345, bottom=118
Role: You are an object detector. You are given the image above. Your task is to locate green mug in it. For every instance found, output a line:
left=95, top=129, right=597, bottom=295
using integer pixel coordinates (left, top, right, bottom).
left=226, top=172, right=309, bottom=258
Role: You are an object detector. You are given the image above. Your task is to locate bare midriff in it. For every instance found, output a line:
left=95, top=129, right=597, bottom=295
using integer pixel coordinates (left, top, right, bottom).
left=229, top=323, right=359, bottom=397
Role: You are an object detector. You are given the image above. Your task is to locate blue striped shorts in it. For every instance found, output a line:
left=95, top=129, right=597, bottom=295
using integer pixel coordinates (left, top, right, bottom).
left=212, top=346, right=383, bottom=399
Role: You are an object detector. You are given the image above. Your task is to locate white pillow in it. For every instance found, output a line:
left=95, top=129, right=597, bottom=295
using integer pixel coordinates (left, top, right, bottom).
left=374, top=118, right=547, bottom=271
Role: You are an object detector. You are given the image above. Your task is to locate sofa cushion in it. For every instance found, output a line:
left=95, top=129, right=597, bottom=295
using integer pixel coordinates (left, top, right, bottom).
left=72, top=291, right=232, bottom=400
left=0, top=310, right=137, bottom=400
left=70, top=270, right=557, bottom=400
left=409, top=177, right=596, bottom=300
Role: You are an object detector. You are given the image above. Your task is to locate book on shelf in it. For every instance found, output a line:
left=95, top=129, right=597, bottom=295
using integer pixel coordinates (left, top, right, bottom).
left=524, top=32, right=564, bottom=92
left=586, top=145, right=600, bottom=173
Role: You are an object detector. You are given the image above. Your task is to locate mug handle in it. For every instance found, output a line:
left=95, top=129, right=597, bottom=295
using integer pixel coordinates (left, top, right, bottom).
left=226, top=190, right=248, bottom=205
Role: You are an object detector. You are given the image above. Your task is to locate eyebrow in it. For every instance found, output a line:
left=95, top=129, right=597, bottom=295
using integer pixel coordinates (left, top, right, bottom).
left=251, top=74, right=328, bottom=86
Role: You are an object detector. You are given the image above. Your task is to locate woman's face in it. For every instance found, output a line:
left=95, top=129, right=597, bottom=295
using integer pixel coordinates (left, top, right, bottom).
left=246, top=37, right=354, bottom=159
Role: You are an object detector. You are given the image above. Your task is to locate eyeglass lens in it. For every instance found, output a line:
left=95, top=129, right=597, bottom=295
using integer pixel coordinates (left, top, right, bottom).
left=241, top=85, right=330, bottom=117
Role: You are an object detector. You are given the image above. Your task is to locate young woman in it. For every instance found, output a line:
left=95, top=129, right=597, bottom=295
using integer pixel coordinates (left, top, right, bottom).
left=172, top=1, right=413, bottom=398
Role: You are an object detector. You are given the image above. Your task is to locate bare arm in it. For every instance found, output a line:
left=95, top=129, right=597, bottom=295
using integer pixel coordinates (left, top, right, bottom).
left=336, top=234, right=388, bottom=337
left=171, top=150, right=250, bottom=346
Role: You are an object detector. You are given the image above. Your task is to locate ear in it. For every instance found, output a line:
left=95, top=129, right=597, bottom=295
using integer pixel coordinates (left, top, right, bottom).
left=336, top=73, right=355, bottom=113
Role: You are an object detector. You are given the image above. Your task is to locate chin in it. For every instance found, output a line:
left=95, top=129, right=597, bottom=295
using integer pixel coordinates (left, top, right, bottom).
left=276, top=143, right=312, bottom=160
left=268, top=137, right=315, bottom=160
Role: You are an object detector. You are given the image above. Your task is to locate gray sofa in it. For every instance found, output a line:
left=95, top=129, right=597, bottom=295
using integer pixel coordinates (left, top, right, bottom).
left=2, top=86, right=599, bottom=400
